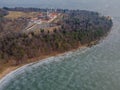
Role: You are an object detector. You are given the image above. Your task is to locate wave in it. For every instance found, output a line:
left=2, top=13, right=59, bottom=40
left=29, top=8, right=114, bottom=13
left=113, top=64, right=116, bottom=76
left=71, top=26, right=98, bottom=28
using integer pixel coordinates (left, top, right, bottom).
left=0, top=47, right=88, bottom=90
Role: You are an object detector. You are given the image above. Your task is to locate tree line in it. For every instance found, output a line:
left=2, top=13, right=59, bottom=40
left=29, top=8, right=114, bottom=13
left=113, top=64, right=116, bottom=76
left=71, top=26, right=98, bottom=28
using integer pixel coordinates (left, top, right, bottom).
left=0, top=8, right=113, bottom=65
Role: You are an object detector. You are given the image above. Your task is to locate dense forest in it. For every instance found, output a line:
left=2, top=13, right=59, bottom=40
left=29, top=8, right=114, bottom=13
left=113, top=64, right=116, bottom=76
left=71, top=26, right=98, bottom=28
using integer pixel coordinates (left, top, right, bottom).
left=0, top=8, right=113, bottom=65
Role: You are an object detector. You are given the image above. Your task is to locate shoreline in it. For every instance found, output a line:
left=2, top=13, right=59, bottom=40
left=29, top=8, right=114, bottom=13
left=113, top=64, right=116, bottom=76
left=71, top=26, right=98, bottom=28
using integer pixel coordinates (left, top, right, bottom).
left=0, top=30, right=112, bottom=80
left=0, top=9, right=113, bottom=80
left=0, top=45, right=87, bottom=80
left=0, top=34, right=111, bottom=80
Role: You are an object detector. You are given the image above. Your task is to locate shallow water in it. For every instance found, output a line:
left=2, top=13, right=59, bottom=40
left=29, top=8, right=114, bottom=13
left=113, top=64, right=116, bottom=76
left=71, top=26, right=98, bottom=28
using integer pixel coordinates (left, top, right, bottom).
left=1, top=0, right=120, bottom=90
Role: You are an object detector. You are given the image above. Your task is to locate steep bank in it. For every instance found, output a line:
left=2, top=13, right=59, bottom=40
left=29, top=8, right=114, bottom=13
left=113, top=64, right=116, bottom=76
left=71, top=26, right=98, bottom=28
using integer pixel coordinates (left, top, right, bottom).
left=0, top=45, right=87, bottom=79
left=0, top=9, right=113, bottom=79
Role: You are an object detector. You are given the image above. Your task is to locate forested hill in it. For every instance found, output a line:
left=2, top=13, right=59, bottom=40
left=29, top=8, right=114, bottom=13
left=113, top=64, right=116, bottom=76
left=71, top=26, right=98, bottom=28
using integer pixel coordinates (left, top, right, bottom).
left=61, top=10, right=112, bottom=44
left=0, top=8, right=113, bottom=66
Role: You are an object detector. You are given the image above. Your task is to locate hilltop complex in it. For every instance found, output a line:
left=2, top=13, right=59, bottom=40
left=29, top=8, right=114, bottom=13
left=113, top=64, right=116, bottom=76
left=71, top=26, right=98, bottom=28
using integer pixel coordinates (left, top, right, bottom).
left=0, top=7, right=112, bottom=71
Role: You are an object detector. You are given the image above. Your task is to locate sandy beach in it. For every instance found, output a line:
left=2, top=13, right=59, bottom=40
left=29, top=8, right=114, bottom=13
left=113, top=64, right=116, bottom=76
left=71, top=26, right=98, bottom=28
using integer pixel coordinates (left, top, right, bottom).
left=0, top=46, right=87, bottom=80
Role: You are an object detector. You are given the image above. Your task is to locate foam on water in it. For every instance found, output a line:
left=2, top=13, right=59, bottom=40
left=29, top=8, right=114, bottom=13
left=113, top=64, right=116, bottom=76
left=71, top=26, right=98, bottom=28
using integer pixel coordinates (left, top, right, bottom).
left=0, top=47, right=88, bottom=90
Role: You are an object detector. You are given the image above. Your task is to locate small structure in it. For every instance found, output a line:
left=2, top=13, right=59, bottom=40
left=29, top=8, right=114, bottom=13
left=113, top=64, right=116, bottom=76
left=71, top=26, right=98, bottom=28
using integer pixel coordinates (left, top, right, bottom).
left=30, top=12, right=59, bottom=24
left=106, top=16, right=112, bottom=20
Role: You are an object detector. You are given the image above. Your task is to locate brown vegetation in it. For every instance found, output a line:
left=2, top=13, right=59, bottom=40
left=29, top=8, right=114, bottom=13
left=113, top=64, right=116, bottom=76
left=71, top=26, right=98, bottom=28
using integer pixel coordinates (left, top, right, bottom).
left=5, top=11, right=39, bottom=19
left=0, top=8, right=113, bottom=74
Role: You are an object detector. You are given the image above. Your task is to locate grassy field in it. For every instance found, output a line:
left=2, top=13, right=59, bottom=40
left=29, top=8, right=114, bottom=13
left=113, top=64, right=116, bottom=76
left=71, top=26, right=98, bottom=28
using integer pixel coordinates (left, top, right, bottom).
left=5, top=11, right=39, bottom=19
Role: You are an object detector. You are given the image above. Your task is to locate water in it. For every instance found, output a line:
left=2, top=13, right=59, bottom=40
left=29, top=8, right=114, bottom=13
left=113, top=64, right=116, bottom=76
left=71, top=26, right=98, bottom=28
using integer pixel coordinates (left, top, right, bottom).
left=1, top=0, right=120, bottom=90
left=1, top=0, right=120, bottom=17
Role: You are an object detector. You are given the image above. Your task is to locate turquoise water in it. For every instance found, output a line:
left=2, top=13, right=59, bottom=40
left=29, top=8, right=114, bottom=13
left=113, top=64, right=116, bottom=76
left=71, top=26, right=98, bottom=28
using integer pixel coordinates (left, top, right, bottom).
left=1, top=0, right=120, bottom=90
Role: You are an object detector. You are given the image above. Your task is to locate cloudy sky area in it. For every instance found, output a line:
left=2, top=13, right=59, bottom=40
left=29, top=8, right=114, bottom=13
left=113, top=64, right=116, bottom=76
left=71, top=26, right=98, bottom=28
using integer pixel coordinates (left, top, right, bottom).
left=0, top=0, right=120, bottom=16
